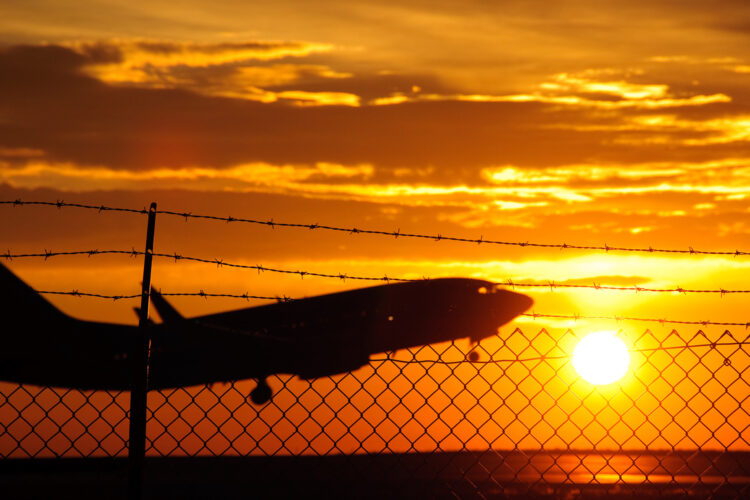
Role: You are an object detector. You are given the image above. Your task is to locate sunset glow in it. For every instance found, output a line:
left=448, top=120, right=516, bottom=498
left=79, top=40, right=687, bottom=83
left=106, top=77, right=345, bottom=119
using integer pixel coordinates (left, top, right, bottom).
left=2, top=0, right=750, bottom=466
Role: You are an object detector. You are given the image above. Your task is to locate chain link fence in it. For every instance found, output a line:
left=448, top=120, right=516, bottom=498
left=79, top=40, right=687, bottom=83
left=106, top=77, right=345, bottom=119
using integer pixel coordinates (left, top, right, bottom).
left=2, top=327, right=749, bottom=498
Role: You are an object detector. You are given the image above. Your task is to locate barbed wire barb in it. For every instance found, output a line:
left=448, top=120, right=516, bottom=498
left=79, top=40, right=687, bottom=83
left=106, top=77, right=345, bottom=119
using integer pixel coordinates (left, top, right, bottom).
left=5, top=199, right=750, bottom=257
left=8, top=247, right=750, bottom=295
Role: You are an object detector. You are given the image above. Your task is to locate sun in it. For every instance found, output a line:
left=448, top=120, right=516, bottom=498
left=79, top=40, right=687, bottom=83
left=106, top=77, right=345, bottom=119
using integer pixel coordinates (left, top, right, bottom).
left=572, top=331, right=630, bottom=385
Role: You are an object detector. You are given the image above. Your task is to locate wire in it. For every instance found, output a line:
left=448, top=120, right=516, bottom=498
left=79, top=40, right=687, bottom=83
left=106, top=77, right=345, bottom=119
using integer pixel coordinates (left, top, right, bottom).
left=6, top=249, right=748, bottom=295
left=520, top=313, right=750, bottom=328
left=37, top=290, right=141, bottom=300
left=36, top=289, right=285, bottom=302
left=33, top=290, right=750, bottom=362
left=3, top=199, right=748, bottom=257
left=160, top=291, right=292, bottom=302
left=34, top=289, right=750, bottom=327
left=0, top=199, right=147, bottom=215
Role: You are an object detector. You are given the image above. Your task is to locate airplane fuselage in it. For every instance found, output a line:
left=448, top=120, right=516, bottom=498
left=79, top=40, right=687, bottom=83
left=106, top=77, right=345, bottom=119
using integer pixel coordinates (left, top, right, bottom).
left=0, top=265, right=532, bottom=391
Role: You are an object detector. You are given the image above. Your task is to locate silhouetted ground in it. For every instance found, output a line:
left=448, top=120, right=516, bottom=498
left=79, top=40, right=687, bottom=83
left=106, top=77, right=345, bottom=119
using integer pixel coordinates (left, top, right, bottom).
left=2, top=451, right=749, bottom=499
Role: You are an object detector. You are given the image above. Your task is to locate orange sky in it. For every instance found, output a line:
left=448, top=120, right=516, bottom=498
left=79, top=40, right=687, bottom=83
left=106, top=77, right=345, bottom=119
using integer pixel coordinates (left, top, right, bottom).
left=1, top=1, right=750, bottom=456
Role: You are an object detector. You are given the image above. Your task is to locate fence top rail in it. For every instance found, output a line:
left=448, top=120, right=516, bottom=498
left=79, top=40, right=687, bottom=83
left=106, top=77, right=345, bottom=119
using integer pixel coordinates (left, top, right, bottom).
left=5, top=249, right=748, bottom=295
left=3, top=199, right=748, bottom=258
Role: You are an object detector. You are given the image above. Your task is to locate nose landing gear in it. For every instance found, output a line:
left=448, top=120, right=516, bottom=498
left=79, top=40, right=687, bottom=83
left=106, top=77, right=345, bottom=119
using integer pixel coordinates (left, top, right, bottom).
left=467, top=338, right=481, bottom=362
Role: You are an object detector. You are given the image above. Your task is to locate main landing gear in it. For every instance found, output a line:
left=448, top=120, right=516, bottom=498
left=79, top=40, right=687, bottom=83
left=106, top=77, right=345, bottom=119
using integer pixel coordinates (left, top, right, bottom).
left=249, top=378, right=272, bottom=405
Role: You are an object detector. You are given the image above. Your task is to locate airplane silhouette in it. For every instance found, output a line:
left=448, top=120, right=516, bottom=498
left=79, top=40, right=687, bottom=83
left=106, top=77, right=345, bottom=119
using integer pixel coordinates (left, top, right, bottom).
left=0, top=262, right=532, bottom=404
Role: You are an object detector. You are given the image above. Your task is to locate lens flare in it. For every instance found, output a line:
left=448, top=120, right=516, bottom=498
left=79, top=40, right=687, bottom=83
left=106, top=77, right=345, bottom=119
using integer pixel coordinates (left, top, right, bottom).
left=572, top=331, right=630, bottom=385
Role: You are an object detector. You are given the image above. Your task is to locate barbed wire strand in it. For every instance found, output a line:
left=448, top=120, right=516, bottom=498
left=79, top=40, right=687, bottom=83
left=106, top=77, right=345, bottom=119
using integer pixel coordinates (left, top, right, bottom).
left=3, top=199, right=748, bottom=257
left=36, top=289, right=287, bottom=302
left=5, top=249, right=749, bottom=295
left=34, top=289, right=750, bottom=327
left=30, top=288, right=750, bottom=363
left=37, top=290, right=142, bottom=301
left=520, top=312, right=750, bottom=328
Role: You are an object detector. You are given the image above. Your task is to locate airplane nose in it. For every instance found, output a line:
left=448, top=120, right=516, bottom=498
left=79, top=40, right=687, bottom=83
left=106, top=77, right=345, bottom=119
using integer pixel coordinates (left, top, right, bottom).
left=516, top=292, right=534, bottom=314
left=490, top=288, right=533, bottom=323
left=468, top=286, right=533, bottom=343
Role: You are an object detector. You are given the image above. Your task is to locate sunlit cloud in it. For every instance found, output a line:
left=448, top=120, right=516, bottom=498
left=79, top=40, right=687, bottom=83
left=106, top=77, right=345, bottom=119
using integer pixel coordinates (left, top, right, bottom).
left=62, top=39, right=355, bottom=104
left=5, top=158, right=750, bottom=214
left=129, top=63, right=356, bottom=103
left=482, top=159, right=750, bottom=189
left=369, top=70, right=729, bottom=110
left=612, top=116, right=750, bottom=146
left=67, top=39, right=332, bottom=72
left=206, top=87, right=361, bottom=106
left=543, top=72, right=669, bottom=100
left=0, top=147, right=45, bottom=158
left=483, top=165, right=689, bottom=184
left=274, top=90, right=360, bottom=107
left=370, top=91, right=729, bottom=109
left=0, top=161, right=374, bottom=193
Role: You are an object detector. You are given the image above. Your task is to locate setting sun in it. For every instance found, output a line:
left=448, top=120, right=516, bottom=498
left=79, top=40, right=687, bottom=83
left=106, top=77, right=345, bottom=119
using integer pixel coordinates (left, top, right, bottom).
left=572, top=331, right=630, bottom=385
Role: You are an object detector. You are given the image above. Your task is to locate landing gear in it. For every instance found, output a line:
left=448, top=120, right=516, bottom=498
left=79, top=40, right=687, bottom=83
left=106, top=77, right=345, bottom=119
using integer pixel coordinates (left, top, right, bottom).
left=250, top=378, right=272, bottom=405
left=467, top=338, right=480, bottom=362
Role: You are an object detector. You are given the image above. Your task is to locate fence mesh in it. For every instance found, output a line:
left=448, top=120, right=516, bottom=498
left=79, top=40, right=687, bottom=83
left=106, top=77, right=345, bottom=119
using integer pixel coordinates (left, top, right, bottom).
left=2, top=327, right=749, bottom=497
left=2, top=200, right=749, bottom=497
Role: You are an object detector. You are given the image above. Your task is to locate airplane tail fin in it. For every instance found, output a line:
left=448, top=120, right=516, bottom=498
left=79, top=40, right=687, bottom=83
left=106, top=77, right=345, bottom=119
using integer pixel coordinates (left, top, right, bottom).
left=150, top=288, right=184, bottom=323
left=0, top=261, right=68, bottom=325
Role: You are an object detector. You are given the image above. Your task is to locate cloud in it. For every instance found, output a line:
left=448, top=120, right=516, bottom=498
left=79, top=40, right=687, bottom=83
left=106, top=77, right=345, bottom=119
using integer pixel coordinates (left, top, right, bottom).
left=0, top=147, right=44, bottom=158
left=369, top=71, right=731, bottom=110
left=59, top=40, right=360, bottom=104
left=481, top=158, right=750, bottom=189
left=67, top=39, right=332, bottom=70
left=1, top=42, right=749, bottom=185
left=6, top=157, right=750, bottom=224
left=0, top=161, right=374, bottom=194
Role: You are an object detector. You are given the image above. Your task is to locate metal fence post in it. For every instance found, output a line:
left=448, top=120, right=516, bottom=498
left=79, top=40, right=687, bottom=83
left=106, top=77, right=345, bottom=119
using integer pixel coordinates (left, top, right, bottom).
left=128, top=202, right=157, bottom=500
